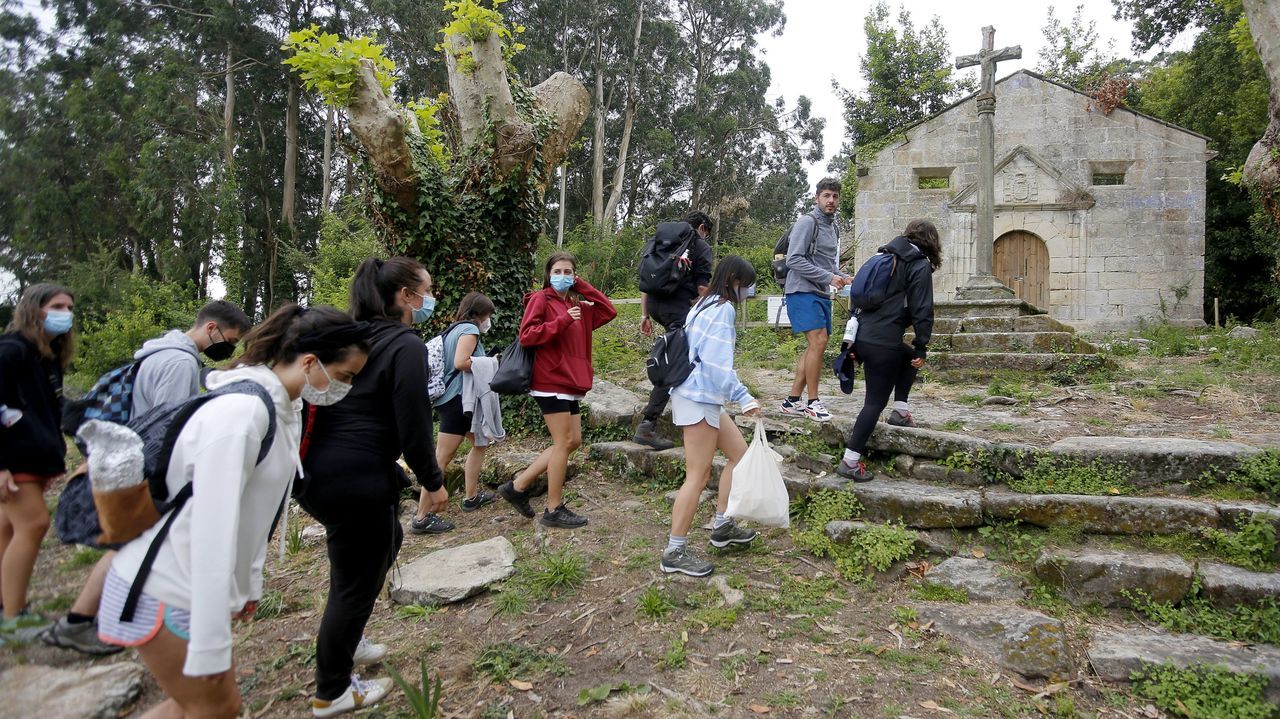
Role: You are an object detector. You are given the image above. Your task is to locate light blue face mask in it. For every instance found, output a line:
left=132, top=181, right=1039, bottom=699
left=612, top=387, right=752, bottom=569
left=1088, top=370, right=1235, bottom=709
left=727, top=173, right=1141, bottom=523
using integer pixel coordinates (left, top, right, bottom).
left=411, top=292, right=436, bottom=324
left=43, top=309, right=74, bottom=336
left=550, top=274, right=575, bottom=293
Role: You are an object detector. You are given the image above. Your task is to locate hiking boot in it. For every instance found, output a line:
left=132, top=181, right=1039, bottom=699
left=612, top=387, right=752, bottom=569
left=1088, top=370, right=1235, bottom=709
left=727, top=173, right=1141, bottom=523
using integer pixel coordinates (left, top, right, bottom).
left=352, top=636, right=388, bottom=666
left=887, top=409, right=916, bottom=427
left=779, top=398, right=805, bottom=416
left=312, top=675, right=394, bottom=718
left=460, top=489, right=498, bottom=512
left=660, top=547, right=714, bottom=577
left=39, top=616, right=123, bottom=656
left=709, top=519, right=758, bottom=548
left=409, top=512, right=454, bottom=535
left=835, top=459, right=875, bottom=483
left=633, top=420, right=675, bottom=450
left=803, top=399, right=833, bottom=423
left=497, top=481, right=535, bottom=519
left=540, top=504, right=588, bottom=529
left=0, top=610, right=49, bottom=642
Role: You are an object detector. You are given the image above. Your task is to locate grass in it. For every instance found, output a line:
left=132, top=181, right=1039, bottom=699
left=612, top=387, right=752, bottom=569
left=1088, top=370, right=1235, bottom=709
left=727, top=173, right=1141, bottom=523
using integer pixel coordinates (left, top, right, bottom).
left=525, top=547, right=587, bottom=598
left=660, top=635, right=687, bottom=670
left=636, top=586, right=674, bottom=620
left=395, top=603, right=439, bottom=622
left=911, top=582, right=970, bottom=603
left=62, top=547, right=105, bottom=570
left=492, top=586, right=531, bottom=616
left=1126, top=585, right=1280, bottom=646
left=1007, top=454, right=1135, bottom=496
left=976, top=520, right=1047, bottom=565
left=689, top=606, right=737, bottom=630
left=473, top=641, right=569, bottom=683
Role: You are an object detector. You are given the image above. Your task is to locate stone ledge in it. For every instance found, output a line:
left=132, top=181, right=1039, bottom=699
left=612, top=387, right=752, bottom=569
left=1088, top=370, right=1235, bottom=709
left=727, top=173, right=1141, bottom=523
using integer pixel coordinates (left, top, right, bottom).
left=984, top=491, right=1220, bottom=535
left=1088, top=629, right=1280, bottom=702
left=1048, top=436, right=1261, bottom=487
left=1034, top=548, right=1194, bottom=607
left=1197, top=562, right=1280, bottom=607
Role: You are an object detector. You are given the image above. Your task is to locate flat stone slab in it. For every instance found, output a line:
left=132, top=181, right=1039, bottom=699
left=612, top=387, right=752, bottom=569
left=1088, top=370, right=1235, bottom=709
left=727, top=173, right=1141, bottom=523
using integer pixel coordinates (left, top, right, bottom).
left=390, top=536, right=516, bottom=606
left=583, top=378, right=643, bottom=429
left=1088, top=629, right=1280, bottom=702
left=930, top=352, right=1107, bottom=373
left=984, top=491, right=1221, bottom=535
left=848, top=479, right=984, bottom=529
left=925, top=557, right=1025, bottom=602
left=914, top=603, right=1071, bottom=678
left=1197, top=562, right=1280, bottom=608
left=1048, top=436, right=1261, bottom=487
left=1034, top=549, right=1193, bottom=608
left=0, top=662, right=145, bottom=719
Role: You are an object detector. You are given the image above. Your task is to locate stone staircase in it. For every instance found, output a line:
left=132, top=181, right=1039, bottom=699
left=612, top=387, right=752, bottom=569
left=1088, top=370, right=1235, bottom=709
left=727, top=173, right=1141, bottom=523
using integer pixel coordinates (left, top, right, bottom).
left=913, top=299, right=1106, bottom=374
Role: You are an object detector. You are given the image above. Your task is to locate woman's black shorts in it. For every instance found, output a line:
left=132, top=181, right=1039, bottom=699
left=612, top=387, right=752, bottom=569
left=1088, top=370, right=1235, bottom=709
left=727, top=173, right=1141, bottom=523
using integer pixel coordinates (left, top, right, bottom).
left=533, top=395, right=581, bottom=416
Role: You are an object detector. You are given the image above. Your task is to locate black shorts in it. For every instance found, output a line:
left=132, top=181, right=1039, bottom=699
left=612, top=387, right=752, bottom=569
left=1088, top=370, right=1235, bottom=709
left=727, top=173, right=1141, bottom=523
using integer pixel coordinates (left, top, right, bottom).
left=436, top=395, right=471, bottom=436
left=533, top=395, right=581, bottom=416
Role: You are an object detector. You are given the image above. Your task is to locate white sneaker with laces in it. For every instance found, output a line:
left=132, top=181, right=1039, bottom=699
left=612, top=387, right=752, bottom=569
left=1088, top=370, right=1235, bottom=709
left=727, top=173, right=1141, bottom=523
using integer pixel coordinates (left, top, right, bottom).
left=312, top=675, right=394, bottom=718
left=803, top=399, right=833, bottom=422
left=352, top=636, right=388, bottom=666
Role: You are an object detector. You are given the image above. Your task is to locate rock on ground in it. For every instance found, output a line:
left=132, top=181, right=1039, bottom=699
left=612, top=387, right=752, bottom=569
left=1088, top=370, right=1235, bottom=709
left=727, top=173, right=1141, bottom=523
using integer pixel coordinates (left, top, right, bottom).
left=914, top=603, right=1071, bottom=678
left=924, top=557, right=1025, bottom=602
left=389, top=536, right=516, bottom=606
left=1088, top=628, right=1280, bottom=702
left=0, top=662, right=145, bottom=719
left=1034, top=549, right=1193, bottom=608
left=1197, top=562, right=1280, bottom=608
left=583, top=378, right=642, bottom=429
left=1228, top=326, right=1259, bottom=340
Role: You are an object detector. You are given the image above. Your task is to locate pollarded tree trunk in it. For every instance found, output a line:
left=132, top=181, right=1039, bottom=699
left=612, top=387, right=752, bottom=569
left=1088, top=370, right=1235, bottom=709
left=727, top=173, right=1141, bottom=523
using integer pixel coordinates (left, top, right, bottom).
left=1241, top=0, right=1280, bottom=216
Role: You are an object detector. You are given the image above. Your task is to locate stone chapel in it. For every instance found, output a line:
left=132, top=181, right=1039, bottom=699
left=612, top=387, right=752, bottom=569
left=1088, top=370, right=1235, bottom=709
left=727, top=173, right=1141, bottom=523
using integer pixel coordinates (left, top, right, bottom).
left=853, top=70, right=1213, bottom=330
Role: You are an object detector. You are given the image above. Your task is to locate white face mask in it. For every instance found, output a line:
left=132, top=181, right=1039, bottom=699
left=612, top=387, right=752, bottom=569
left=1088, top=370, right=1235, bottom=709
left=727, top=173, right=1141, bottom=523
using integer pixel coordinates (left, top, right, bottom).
left=478, top=318, right=492, bottom=334
left=300, top=360, right=352, bottom=406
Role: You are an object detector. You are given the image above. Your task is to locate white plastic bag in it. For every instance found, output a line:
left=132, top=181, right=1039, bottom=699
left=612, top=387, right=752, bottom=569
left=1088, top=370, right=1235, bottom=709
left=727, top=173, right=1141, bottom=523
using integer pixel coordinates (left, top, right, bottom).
left=726, top=419, right=790, bottom=528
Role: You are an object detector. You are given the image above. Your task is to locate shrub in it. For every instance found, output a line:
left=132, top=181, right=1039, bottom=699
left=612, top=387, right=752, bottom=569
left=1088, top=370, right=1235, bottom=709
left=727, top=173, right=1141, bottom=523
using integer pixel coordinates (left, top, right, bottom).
left=1007, top=455, right=1135, bottom=496
left=1132, top=663, right=1277, bottom=719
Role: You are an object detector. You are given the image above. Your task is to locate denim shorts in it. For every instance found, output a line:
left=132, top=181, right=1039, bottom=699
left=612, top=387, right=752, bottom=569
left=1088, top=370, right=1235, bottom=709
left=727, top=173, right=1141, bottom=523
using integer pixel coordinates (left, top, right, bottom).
left=785, top=292, right=833, bottom=334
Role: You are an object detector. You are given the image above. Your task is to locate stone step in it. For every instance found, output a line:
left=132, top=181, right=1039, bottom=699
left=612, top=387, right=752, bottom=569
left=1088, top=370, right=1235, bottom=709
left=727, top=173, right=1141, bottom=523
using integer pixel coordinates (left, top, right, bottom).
left=913, top=602, right=1070, bottom=679
left=984, top=490, right=1221, bottom=535
left=824, top=520, right=956, bottom=557
left=1048, top=436, right=1261, bottom=487
left=933, top=299, right=1046, bottom=319
left=929, top=332, right=1093, bottom=353
left=846, top=478, right=985, bottom=528
left=932, top=314, right=1073, bottom=335
left=1088, top=629, right=1280, bottom=702
left=921, top=557, right=1026, bottom=602
left=928, top=352, right=1109, bottom=373
left=442, top=452, right=582, bottom=497
left=1034, top=548, right=1280, bottom=608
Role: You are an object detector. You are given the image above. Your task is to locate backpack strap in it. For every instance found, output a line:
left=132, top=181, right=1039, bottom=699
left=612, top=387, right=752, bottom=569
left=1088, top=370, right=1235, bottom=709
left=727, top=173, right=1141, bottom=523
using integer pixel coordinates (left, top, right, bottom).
left=436, top=321, right=473, bottom=388
left=119, top=482, right=192, bottom=622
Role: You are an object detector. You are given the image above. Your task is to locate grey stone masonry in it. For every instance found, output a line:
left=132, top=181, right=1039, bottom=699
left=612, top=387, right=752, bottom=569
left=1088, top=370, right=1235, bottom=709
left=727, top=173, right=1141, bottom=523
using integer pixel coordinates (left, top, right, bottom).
left=389, top=536, right=517, bottom=606
left=1088, top=629, right=1280, bottom=702
left=1048, top=436, right=1261, bottom=487
left=1034, top=548, right=1194, bottom=607
left=915, top=603, right=1071, bottom=678
left=1196, top=562, right=1280, bottom=608
left=924, top=557, right=1026, bottom=601
left=984, top=491, right=1220, bottom=535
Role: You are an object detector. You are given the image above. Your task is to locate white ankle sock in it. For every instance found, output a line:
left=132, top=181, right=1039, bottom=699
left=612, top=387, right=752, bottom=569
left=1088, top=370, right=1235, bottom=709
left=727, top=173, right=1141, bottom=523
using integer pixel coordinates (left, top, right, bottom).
left=666, top=535, right=688, bottom=553
left=892, top=401, right=909, bottom=413
left=713, top=512, right=730, bottom=529
left=842, top=449, right=861, bottom=464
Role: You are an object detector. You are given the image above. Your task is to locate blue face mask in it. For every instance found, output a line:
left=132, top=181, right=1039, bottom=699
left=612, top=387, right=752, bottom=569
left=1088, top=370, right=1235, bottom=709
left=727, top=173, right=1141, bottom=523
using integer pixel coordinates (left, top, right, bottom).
left=411, top=292, right=436, bottom=324
left=550, top=275, right=575, bottom=293
left=43, top=309, right=73, bottom=336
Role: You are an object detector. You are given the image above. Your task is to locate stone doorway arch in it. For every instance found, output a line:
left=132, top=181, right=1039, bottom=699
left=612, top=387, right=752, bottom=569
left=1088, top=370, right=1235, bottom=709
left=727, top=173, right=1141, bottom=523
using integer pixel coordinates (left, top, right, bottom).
left=994, top=230, right=1050, bottom=310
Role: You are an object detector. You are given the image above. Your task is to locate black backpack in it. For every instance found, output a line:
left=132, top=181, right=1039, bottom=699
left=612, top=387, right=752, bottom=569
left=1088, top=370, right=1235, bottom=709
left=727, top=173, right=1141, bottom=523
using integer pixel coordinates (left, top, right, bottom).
left=638, top=222, right=697, bottom=296
left=646, top=301, right=714, bottom=389
left=770, top=213, right=821, bottom=284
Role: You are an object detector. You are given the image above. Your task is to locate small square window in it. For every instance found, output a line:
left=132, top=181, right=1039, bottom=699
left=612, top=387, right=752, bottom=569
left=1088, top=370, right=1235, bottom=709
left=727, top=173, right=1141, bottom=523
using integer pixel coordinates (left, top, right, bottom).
left=918, top=176, right=950, bottom=189
left=913, top=167, right=953, bottom=190
left=1092, top=173, right=1125, bottom=186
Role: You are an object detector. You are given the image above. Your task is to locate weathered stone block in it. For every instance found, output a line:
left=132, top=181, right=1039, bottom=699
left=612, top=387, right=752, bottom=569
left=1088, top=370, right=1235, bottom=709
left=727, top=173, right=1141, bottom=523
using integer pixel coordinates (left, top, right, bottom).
left=1088, top=629, right=1280, bottom=701
left=1034, top=548, right=1193, bottom=607
left=1047, top=436, right=1261, bottom=487
left=584, top=378, right=642, bottom=429
left=914, top=603, right=1071, bottom=678
left=984, top=491, right=1220, bottom=535
left=390, top=536, right=516, bottom=606
left=1197, top=562, right=1280, bottom=608
left=925, top=557, right=1026, bottom=602
left=0, top=663, right=146, bottom=719
left=849, top=479, right=984, bottom=528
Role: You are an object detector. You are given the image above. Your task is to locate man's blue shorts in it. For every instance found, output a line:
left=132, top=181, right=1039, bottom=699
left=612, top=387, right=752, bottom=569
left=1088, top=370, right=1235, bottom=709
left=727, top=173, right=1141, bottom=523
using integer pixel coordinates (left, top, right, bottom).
left=785, top=292, right=832, bottom=335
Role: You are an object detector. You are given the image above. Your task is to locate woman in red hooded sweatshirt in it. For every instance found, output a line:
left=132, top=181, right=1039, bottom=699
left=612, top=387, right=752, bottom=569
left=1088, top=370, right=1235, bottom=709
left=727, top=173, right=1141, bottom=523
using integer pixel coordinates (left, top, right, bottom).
left=497, top=252, right=616, bottom=528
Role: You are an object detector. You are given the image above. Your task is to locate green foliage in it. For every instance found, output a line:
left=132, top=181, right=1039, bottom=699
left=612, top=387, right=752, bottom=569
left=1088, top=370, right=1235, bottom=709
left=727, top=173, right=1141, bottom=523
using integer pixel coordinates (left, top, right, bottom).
left=1138, top=321, right=1201, bottom=356
left=254, top=590, right=288, bottom=621
left=395, top=603, right=439, bottom=622
left=1036, top=5, right=1129, bottom=89
left=636, top=586, right=674, bottom=620
left=473, top=641, right=568, bottom=682
left=977, top=521, right=1047, bottom=565
left=748, top=575, right=845, bottom=616
left=1200, top=515, right=1278, bottom=571
left=791, top=490, right=916, bottom=580
left=1007, top=455, right=1135, bottom=496
left=439, top=0, right=525, bottom=62
left=911, top=582, right=969, bottom=603
left=524, top=548, right=586, bottom=598
left=689, top=606, right=737, bottom=630
left=282, top=26, right=395, bottom=107
left=63, top=547, right=105, bottom=570
left=1132, top=662, right=1278, bottom=719
left=577, top=682, right=648, bottom=707
left=1127, top=584, right=1280, bottom=646
left=491, top=587, right=530, bottom=616
left=386, top=659, right=444, bottom=719
left=308, top=200, right=385, bottom=310
left=1225, top=450, right=1280, bottom=499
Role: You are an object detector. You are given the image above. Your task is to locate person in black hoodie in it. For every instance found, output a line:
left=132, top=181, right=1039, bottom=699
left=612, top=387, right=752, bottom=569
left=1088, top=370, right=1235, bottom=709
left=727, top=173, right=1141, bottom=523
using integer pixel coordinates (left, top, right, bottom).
left=836, top=220, right=942, bottom=482
left=0, top=283, right=75, bottom=632
left=300, top=256, right=447, bottom=717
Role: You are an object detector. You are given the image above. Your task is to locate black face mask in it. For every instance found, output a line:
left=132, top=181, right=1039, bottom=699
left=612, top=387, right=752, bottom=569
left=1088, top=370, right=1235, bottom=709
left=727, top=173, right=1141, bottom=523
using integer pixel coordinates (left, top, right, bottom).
left=203, top=341, right=235, bottom=361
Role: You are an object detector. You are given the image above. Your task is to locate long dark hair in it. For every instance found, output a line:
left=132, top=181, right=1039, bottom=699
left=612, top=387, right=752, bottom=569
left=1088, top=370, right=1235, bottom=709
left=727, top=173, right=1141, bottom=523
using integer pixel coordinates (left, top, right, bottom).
left=233, top=304, right=368, bottom=367
left=349, top=256, right=427, bottom=322
left=7, top=283, right=76, bottom=369
left=455, top=292, right=495, bottom=322
left=704, top=256, right=757, bottom=308
left=903, top=220, right=943, bottom=270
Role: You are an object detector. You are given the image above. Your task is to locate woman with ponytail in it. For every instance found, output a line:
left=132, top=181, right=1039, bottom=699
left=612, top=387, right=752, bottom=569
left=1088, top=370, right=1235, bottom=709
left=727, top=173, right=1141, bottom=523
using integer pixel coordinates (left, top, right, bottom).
left=300, top=256, right=449, bottom=717
left=0, top=283, right=76, bottom=632
left=96, top=303, right=370, bottom=719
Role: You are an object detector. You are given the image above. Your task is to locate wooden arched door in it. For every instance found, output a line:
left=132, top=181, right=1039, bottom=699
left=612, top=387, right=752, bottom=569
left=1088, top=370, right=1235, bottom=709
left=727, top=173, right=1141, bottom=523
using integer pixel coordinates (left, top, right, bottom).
left=994, top=231, right=1049, bottom=309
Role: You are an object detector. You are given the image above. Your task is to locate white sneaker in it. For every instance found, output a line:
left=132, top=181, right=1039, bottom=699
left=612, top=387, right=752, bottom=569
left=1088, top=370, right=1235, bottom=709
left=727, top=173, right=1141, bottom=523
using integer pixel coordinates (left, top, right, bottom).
left=352, top=636, right=387, bottom=666
left=803, top=399, right=833, bottom=422
left=312, top=675, right=394, bottom=718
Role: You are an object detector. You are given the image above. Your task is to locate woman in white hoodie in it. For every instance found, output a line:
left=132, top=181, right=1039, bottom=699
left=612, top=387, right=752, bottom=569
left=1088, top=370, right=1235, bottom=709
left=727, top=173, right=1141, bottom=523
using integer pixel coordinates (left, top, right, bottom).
left=97, top=304, right=369, bottom=719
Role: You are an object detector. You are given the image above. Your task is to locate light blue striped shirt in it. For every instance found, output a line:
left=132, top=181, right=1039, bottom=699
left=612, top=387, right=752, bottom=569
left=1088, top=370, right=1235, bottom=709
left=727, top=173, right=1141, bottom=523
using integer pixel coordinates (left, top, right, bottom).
left=672, top=296, right=755, bottom=409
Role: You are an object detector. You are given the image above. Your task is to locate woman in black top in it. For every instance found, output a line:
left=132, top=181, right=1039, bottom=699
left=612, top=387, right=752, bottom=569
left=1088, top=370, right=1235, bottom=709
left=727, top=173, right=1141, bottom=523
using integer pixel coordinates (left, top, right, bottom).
left=0, top=283, right=75, bottom=630
left=836, top=220, right=942, bottom=482
left=300, top=256, right=447, bottom=716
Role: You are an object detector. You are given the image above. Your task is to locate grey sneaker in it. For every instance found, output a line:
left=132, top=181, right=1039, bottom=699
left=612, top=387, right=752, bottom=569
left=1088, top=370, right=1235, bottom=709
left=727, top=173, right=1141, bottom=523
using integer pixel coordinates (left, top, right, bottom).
left=660, top=547, right=714, bottom=577
left=633, top=420, right=675, bottom=450
left=835, top=459, right=874, bottom=482
left=887, top=409, right=916, bottom=427
left=460, top=489, right=498, bottom=512
left=540, top=504, right=588, bottom=529
left=709, top=519, right=758, bottom=548
left=497, top=481, right=535, bottom=519
left=409, top=512, right=455, bottom=535
left=39, top=616, right=124, bottom=656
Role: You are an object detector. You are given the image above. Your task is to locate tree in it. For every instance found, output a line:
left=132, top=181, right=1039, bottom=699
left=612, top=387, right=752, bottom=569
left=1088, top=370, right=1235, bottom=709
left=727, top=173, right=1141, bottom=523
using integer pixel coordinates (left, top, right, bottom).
left=1037, top=4, right=1127, bottom=89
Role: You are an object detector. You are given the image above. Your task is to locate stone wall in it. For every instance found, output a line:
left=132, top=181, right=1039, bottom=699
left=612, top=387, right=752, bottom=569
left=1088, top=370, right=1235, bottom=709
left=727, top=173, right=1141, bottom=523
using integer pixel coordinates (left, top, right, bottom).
left=853, top=71, right=1209, bottom=330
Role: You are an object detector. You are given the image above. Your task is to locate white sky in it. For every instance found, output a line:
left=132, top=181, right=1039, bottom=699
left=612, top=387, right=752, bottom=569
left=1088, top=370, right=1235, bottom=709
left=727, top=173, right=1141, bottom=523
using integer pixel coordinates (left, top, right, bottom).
left=757, top=0, right=1194, bottom=186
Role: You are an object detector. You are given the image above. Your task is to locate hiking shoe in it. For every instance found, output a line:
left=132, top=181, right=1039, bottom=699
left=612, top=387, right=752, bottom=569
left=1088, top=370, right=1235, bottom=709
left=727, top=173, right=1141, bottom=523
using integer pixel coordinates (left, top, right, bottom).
left=497, top=481, right=535, bottom=519
left=409, top=512, right=454, bottom=535
left=803, top=399, right=833, bottom=423
left=709, top=519, right=758, bottom=548
left=352, top=636, right=387, bottom=666
left=633, top=420, right=675, bottom=450
left=779, top=398, right=805, bottom=416
left=461, top=489, right=498, bottom=512
left=312, top=675, right=394, bottom=718
left=660, top=547, right=714, bottom=577
left=540, top=504, right=588, bottom=529
left=887, top=409, right=916, bottom=427
left=0, top=610, right=49, bottom=642
left=835, top=460, right=874, bottom=483
left=39, top=617, right=123, bottom=656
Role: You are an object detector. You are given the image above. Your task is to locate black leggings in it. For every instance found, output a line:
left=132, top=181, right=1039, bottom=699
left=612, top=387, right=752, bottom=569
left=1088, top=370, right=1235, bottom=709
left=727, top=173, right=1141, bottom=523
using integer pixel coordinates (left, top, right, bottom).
left=844, top=341, right=918, bottom=454
left=641, top=301, right=689, bottom=422
left=309, top=501, right=404, bottom=700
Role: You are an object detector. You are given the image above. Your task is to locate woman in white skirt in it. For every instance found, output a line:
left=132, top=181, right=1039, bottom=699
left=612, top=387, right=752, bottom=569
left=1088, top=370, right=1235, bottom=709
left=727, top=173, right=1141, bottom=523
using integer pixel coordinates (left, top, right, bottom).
left=661, top=256, right=762, bottom=577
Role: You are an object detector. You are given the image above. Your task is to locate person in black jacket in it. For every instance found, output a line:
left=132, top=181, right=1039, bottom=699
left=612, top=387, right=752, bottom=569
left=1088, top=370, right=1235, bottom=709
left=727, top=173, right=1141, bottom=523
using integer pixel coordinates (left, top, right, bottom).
left=300, top=256, right=447, bottom=717
left=836, top=220, right=942, bottom=482
left=0, top=283, right=75, bottom=632
left=634, top=211, right=714, bottom=449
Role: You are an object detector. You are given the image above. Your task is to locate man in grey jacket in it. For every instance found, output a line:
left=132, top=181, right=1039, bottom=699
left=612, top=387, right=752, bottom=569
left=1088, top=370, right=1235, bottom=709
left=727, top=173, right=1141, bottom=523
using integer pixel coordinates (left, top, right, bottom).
left=40, top=299, right=250, bottom=655
left=780, top=178, right=850, bottom=423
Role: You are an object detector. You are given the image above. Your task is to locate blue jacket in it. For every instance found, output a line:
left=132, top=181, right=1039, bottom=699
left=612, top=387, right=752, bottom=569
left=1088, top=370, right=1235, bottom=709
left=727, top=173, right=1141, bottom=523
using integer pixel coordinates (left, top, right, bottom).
left=672, top=297, right=756, bottom=410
